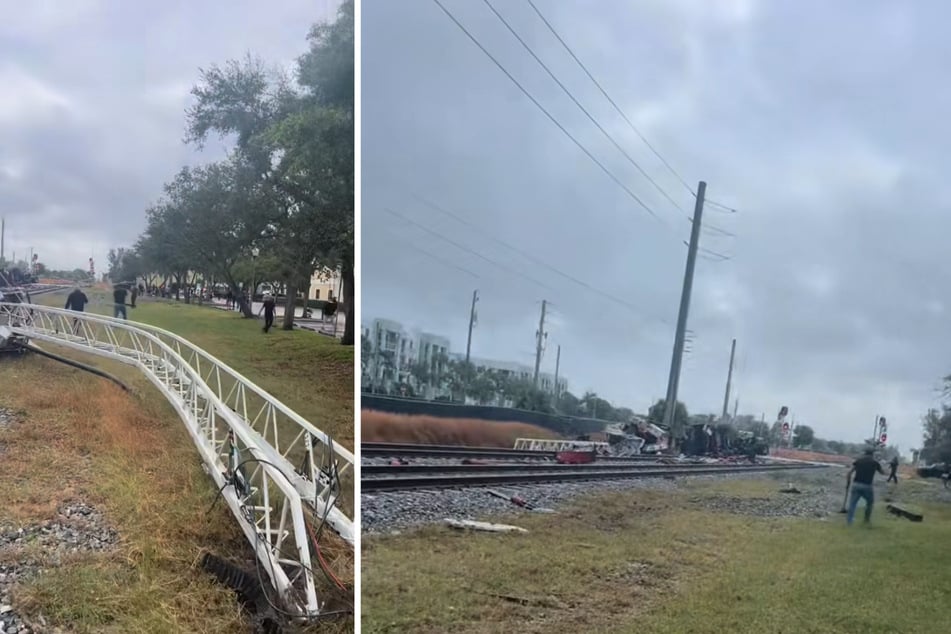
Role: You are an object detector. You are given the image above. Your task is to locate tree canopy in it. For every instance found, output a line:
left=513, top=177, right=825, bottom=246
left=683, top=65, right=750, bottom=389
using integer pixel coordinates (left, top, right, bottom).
left=107, top=1, right=354, bottom=344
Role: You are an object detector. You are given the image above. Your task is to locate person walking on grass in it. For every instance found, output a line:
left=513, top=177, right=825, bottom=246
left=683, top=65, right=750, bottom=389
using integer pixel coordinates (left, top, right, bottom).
left=113, top=283, right=128, bottom=319
left=887, top=455, right=899, bottom=484
left=64, top=286, right=88, bottom=333
left=847, top=448, right=885, bottom=525
left=259, top=291, right=276, bottom=333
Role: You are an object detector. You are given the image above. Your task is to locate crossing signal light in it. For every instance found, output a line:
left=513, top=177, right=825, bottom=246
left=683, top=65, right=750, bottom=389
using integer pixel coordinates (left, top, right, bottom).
left=880, top=433, right=887, bottom=444
left=782, top=422, right=790, bottom=432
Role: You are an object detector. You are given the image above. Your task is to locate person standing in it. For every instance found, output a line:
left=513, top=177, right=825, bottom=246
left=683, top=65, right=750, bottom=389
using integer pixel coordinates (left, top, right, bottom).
left=259, top=292, right=276, bottom=333
left=887, top=455, right=899, bottom=484
left=113, top=283, right=128, bottom=319
left=846, top=448, right=885, bottom=525
left=130, top=284, right=138, bottom=308
left=64, top=286, right=89, bottom=333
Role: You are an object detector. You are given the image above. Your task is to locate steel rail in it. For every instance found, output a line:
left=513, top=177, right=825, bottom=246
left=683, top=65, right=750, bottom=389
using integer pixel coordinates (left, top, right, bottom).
left=362, top=463, right=825, bottom=492
left=362, top=461, right=764, bottom=476
left=361, top=443, right=659, bottom=461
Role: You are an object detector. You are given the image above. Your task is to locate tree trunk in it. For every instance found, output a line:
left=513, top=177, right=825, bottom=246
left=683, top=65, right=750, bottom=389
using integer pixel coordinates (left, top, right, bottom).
left=341, top=260, right=354, bottom=346
left=281, top=280, right=297, bottom=330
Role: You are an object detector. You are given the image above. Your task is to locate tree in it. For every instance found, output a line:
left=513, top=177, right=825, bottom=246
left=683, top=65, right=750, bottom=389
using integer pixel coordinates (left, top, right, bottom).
left=107, top=247, right=144, bottom=284
left=185, top=2, right=354, bottom=344
left=647, top=399, right=689, bottom=436
left=922, top=407, right=951, bottom=464
left=792, top=424, right=815, bottom=448
left=555, top=391, right=582, bottom=416
left=140, top=159, right=277, bottom=316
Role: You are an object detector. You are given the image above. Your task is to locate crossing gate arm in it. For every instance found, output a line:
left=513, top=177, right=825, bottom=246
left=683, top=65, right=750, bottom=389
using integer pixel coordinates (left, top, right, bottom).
left=0, top=302, right=354, bottom=617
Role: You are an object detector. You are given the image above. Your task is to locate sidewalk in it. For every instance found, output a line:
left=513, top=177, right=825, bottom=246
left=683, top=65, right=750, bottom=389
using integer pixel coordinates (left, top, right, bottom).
left=208, top=298, right=346, bottom=338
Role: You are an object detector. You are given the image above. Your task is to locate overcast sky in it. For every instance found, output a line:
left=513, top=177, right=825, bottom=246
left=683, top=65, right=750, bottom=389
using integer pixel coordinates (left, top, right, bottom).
left=0, top=0, right=339, bottom=273
left=361, top=0, right=951, bottom=452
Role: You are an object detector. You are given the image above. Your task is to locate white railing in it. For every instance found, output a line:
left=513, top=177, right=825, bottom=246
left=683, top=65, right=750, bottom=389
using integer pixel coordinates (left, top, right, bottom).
left=512, top=438, right=610, bottom=452
left=0, top=302, right=353, bottom=619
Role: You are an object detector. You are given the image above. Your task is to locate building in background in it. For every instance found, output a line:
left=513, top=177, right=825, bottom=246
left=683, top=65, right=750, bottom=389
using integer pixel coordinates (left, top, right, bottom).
left=362, top=317, right=567, bottom=399
left=310, top=268, right=341, bottom=301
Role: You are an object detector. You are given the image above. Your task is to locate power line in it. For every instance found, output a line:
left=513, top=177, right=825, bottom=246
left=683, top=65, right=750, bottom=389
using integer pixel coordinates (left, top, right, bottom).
left=409, top=191, right=671, bottom=325
left=383, top=206, right=558, bottom=293
left=482, top=0, right=686, bottom=216
left=682, top=240, right=731, bottom=261
left=526, top=0, right=694, bottom=196
left=430, top=0, right=670, bottom=228
left=526, top=0, right=743, bottom=216
left=377, top=224, right=481, bottom=278
left=384, top=202, right=670, bottom=326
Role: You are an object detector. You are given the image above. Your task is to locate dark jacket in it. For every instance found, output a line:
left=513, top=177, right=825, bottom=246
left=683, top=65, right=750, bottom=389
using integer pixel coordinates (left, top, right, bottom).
left=65, top=290, right=89, bottom=312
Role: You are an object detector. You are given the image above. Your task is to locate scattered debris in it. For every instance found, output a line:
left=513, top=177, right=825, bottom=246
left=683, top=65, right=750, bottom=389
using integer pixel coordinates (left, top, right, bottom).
left=780, top=485, right=802, bottom=494
left=444, top=519, right=527, bottom=533
left=388, top=458, right=409, bottom=466
left=555, top=450, right=595, bottom=465
left=487, top=490, right=557, bottom=514
left=886, top=504, right=924, bottom=523
left=482, top=591, right=567, bottom=609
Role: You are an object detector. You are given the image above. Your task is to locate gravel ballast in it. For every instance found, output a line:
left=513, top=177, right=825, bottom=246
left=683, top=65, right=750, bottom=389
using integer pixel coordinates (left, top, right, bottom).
left=0, top=502, right=119, bottom=634
left=362, top=465, right=951, bottom=534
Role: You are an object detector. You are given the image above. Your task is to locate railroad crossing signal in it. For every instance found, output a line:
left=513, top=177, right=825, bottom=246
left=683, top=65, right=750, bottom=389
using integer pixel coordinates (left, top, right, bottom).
left=782, top=422, right=790, bottom=433
left=879, top=418, right=887, bottom=432
left=880, top=433, right=887, bottom=444
left=779, top=406, right=788, bottom=418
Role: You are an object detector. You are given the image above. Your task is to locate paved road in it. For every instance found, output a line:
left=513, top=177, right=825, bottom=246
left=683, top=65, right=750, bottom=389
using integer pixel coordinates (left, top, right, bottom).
left=209, top=298, right=346, bottom=338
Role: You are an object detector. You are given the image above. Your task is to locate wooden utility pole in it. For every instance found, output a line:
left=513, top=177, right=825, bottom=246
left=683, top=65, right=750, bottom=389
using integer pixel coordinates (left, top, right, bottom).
left=553, top=344, right=561, bottom=397
left=532, top=300, right=548, bottom=388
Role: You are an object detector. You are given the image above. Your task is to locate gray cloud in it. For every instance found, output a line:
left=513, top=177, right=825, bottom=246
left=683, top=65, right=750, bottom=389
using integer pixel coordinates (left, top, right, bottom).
left=361, top=0, right=951, bottom=451
left=0, top=0, right=340, bottom=272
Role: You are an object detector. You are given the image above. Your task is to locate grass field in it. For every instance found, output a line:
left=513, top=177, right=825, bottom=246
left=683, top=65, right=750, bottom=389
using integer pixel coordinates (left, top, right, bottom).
left=362, top=475, right=951, bottom=634
left=39, top=289, right=354, bottom=449
left=361, top=410, right=559, bottom=446
left=2, top=289, right=354, bottom=632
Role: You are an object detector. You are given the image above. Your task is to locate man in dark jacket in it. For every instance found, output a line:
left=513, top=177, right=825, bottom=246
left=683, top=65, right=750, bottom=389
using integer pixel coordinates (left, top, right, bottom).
left=65, top=286, right=88, bottom=333
left=113, top=284, right=128, bottom=319
left=887, top=455, right=899, bottom=484
left=847, top=449, right=884, bottom=525
left=259, top=292, right=276, bottom=333
left=65, top=287, right=88, bottom=312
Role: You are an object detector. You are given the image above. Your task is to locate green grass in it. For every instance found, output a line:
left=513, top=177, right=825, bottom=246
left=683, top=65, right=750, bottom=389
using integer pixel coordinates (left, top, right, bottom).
left=361, top=479, right=951, bottom=634
left=38, top=289, right=354, bottom=449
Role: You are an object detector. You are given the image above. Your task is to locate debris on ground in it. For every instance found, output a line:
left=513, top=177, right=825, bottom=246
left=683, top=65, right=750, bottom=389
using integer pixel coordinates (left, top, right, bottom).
left=486, top=490, right=555, bottom=514
left=780, top=485, right=802, bottom=494
left=886, top=504, right=924, bottom=523
left=445, top=519, right=528, bottom=533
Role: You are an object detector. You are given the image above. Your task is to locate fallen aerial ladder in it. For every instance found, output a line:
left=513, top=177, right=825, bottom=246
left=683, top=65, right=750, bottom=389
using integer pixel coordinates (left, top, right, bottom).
left=0, top=301, right=353, bottom=620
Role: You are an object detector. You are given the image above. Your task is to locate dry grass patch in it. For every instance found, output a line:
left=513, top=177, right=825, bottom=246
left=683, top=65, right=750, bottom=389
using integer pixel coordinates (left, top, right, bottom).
left=0, top=349, right=351, bottom=632
left=361, top=410, right=560, bottom=447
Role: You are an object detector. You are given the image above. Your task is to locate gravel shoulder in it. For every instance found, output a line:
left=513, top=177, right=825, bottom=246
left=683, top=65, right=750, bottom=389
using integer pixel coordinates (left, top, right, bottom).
left=363, top=463, right=951, bottom=534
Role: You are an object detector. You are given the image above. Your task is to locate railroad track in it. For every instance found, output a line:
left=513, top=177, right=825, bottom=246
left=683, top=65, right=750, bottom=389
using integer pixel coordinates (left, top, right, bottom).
left=361, top=441, right=658, bottom=461
left=362, top=462, right=825, bottom=492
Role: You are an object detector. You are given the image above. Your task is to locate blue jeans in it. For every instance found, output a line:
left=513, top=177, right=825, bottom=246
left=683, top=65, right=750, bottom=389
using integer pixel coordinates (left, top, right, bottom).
left=114, top=304, right=127, bottom=320
left=847, top=482, right=874, bottom=525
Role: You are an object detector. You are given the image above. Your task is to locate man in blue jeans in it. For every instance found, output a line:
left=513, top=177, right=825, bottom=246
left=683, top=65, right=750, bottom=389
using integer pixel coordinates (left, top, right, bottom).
left=847, top=448, right=884, bottom=525
left=113, top=283, right=128, bottom=319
